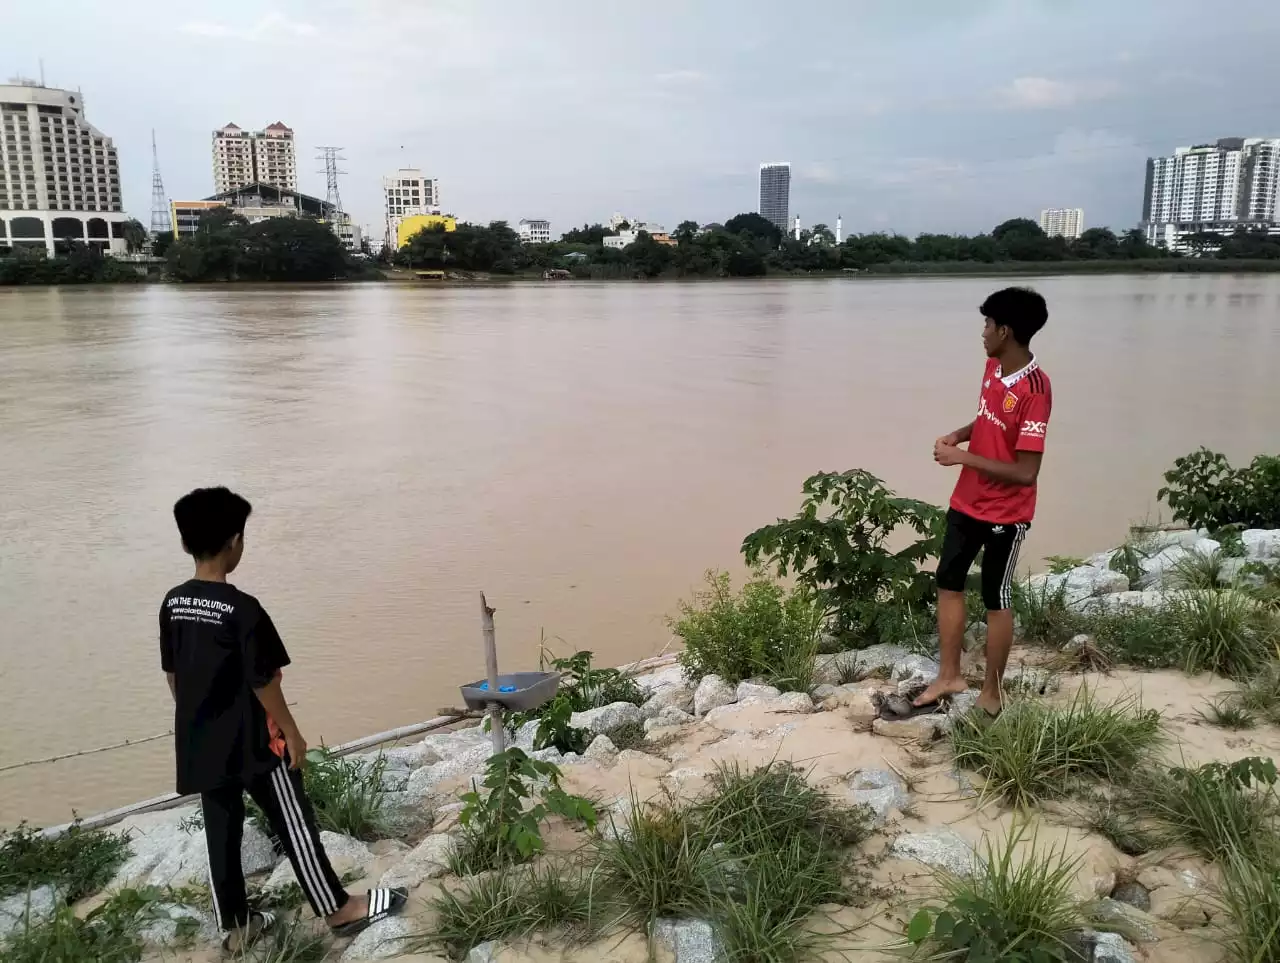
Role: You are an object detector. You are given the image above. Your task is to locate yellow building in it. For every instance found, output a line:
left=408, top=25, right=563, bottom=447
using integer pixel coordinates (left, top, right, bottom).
left=397, top=213, right=457, bottom=249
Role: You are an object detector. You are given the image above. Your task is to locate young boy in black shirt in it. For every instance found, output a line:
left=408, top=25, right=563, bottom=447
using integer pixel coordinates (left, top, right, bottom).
left=161, top=487, right=406, bottom=951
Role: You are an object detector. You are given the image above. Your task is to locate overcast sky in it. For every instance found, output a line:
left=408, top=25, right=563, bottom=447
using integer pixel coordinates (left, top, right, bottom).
left=4, top=0, right=1277, bottom=236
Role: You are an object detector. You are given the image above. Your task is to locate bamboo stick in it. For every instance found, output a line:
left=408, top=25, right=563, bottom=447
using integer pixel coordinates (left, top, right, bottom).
left=481, top=591, right=505, bottom=754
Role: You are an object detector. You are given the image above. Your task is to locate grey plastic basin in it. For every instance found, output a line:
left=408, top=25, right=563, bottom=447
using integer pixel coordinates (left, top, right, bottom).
left=460, top=671, right=561, bottom=712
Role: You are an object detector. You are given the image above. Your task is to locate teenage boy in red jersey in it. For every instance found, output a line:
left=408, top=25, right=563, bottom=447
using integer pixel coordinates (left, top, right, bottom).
left=912, top=287, right=1051, bottom=719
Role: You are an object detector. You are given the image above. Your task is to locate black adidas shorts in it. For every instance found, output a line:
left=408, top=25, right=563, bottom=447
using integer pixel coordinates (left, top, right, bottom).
left=935, top=508, right=1029, bottom=611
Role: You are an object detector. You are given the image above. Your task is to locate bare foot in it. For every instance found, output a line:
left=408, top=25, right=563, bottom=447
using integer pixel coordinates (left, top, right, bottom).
left=326, top=893, right=368, bottom=927
left=912, top=677, right=969, bottom=707
left=975, top=692, right=1003, bottom=717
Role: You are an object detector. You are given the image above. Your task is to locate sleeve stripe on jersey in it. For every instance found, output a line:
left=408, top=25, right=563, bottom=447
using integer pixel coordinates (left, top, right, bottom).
left=1028, top=370, right=1045, bottom=393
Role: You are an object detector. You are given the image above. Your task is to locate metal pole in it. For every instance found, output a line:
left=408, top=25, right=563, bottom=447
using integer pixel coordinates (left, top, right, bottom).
left=481, top=592, right=505, bottom=754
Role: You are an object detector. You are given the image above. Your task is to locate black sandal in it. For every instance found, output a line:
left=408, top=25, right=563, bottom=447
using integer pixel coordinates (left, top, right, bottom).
left=878, top=693, right=950, bottom=720
left=329, top=887, right=409, bottom=938
left=221, top=911, right=276, bottom=954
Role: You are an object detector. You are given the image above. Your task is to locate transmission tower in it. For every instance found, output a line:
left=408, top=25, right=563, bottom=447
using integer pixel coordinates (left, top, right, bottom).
left=149, top=130, right=169, bottom=236
left=316, top=146, right=346, bottom=236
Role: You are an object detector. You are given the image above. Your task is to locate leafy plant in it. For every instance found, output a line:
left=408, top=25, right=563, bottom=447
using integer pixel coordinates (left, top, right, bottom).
left=1158, top=448, right=1280, bottom=530
left=302, top=747, right=390, bottom=840
left=1240, top=660, right=1280, bottom=725
left=0, top=887, right=159, bottom=963
left=605, top=720, right=646, bottom=751
left=742, top=469, right=945, bottom=646
left=519, top=694, right=590, bottom=755
left=1107, top=541, right=1147, bottom=587
left=453, top=748, right=595, bottom=874
left=950, top=688, right=1163, bottom=806
left=906, top=823, right=1085, bottom=963
left=0, top=821, right=130, bottom=902
left=1045, top=556, right=1085, bottom=574
left=1218, top=853, right=1280, bottom=963
left=1168, top=550, right=1229, bottom=590
left=670, top=570, right=824, bottom=690
left=506, top=648, right=643, bottom=754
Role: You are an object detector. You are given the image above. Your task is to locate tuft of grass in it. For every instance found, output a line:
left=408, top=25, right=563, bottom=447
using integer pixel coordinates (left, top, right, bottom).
left=1012, top=579, right=1082, bottom=647
left=1120, top=760, right=1279, bottom=864
left=247, top=747, right=391, bottom=842
left=0, top=887, right=157, bottom=963
left=424, top=863, right=597, bottom=961
left=1240, top=660, right=1280, bottom=726
left=1218, top=853, right=1280, bottom=963
left=1198, top=697, right=1257, bottom=730
left=1045, top=555, right=1086, bottom=574
left=0, top=821, right=131, bottom=902
left=605, top=721, right=646, bottom=751
left=906, top=822, right=1086, bottom=962
left=1168, top=550, right=1230, bottom=590
left=1080, top=796, right=1158, bottom=856
left=229, top=913, right=329, bottom=963
left=950, top=687, right=1163, bottom=807
left=1167, top=589, right=1276, bottom=678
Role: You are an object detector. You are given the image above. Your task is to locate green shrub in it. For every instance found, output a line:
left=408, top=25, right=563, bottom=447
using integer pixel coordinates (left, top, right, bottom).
left=1166, top=589, right=1276, bottom=678
left=1218, top=853, right=1280, bottom=963
left=1045, top=555, right=1085, bottom=574
left=1158, top=448, right=1280, bottom=531
left=452, top=748, right=595, bottom=875
left=0, top=887, right=157, bottom=963
left=1198, top=697, right=1258, bottom=730
left=301, top=747, right=390, bottom=840
left=1012, top=579, right=1082, bottom=647
left=1086, top=607, right=1180, bottom=669
left=741, top=469, right=945, bottom=647
left=906, top=823, right=1086, bottom=963
left=671, top=570, right=824, bottom=690
left=0, top=821, right=130, bottom=902
left=950, top=688, right=1163, bottom=806
left=1240, top=660, right=1280, bottom=725
left=1168, top=550, right=1230, bottom=590
left=604, top=721, right=646, bottom=751
left=1122, top=758, right=1278, bottom=864
left=425, top=863, right=597, bottom=961
left=507, top=649, right=644, bottom=755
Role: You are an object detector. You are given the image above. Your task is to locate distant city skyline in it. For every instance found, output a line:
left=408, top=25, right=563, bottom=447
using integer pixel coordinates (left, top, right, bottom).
left=3, top=1, right=1278, bottom=236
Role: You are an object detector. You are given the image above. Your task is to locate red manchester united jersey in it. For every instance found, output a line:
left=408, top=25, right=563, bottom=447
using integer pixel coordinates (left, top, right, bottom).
left=950, top=356, right=1051, bottom=524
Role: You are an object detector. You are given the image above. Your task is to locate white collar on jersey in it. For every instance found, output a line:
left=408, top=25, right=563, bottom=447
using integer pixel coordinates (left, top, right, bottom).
left=994, top=354, right=1038, bottom=388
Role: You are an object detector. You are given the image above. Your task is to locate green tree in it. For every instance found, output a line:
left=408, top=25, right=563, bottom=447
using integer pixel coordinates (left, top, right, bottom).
left=149, top=231, right=175, bottom=259
left=809, top=223, right=835, bottom=247
left=1070, top=227, right=1120, bottom=260
left=724, top=212, right=783, bottom=247
left=674, top=220, right=699, bottom=244
left=560, top=223, right=610, bottom=245
left=122, top=219, right=147, bottom=254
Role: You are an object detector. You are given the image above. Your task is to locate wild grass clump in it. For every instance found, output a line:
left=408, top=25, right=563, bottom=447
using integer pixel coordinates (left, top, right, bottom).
left=1168, top=550, right=1230, bottom=590
left=0, top=887, right=156, bottom=963
left=1218, top=853, right=1280, bottom=963
left=0, top=821, right=130, bottom=902
left=950, top=688, right=1163, bottom=807
left=605, top=721, right=646, bottom=751
left=906, top=823, right=1086, bottom=963
left=230, top=913, right=329, bottom=963
left=1011, top=580, right=1083, bottom=647
left=1198, top=697, right=1257, bottom=730
left=426, top=864, right=598, bottom=961
left=1167, top=589, right=1276, bottom=678
left=1239, top=660, right=1280, bottom=725
left=302, top=748, right=390, bottom=840
left=1120, top=758, right=1279, bottom=864
left=671, top=570, right=824, bottom=692
left=1080, top=796, right=1158, bottom=857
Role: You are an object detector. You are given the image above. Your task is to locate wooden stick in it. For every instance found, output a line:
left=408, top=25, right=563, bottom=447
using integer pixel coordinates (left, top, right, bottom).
left=481, top=591, right=505, bottom=754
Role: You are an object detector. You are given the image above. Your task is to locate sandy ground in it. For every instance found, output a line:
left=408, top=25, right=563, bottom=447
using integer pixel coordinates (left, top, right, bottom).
left=143, top=655, right=1280, bottom=963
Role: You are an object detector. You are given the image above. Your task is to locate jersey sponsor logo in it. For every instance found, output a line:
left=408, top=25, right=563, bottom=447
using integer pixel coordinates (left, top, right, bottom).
left=1022, top=420, right=1047, bottom=437
left=1002, top=391, right=1018, bottom=413
left=977, top=396, right=1007, bottom=431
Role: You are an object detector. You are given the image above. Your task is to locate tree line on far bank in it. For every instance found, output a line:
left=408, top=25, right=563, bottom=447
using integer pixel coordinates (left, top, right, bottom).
left=4, top=210, right=1280, bottom=285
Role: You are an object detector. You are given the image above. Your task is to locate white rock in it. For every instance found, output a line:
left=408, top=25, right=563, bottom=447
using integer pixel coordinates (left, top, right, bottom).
left=872, top=714, right=947, bottom=742
left=264, top=832, right=372, bottom=894
left=891, top=829, right=979, bottom=876
left=584, top=735, right=619, bottom=765
left=633, top=664, right=688, bottom=693
left=570, top=701, right=643, bottom=733
left=1219, top=556, right=1279, bottom=586
left=340, top=915, right=419, bottom=961
left=138, top=902, right=221, bottom=948
left=1144, top=529, right=1206, bottom=552
left=651, top=917, right=724, bottom=963
left=0, top=885, right=60, bottom=942
left=241, top=822, right=278, bottom=876
left=379, top=744, right=442, bottom=771
left=378, top=833, right=457, bottom=889
left=812, top=651, right=860, bottom=685
left=466, top=941, right=500, bottom=963
left=405, top=743, right=492, bottom=798
left=1094, top=931, right=1139, bottom=963
left=512, top=719, right=540, bottom=749
left=379, top=792, right=436, bottom=838
left=1078, top=589, right=1190, bottom=615
left=1137, top=546, right=1191, bottom=588
left=767, top=691, right=814, bottom=714
left=848, top=770, right=908, bottom=825
left=891, top=655, right=940, bottom=687
left=735, top=681, right=781, bottom=702
left=644, top=706, right=695, bottom=733
left=1190, top=537, right=1221, bottom=557
left=1242, top=529, right=1280, bottom=559
left=109, top=807, right=280, bottom=890
left=1029, top=565, right=1130, bottom=603
left=639, top=685, right=695, bottom=718
left=693, top=675, right=737, bottom=716
left=420, top=726, right=490, bottom=760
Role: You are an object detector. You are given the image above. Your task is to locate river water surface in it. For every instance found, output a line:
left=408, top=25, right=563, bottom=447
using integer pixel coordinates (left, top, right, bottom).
left=2, top=276, right=1279, bottom=824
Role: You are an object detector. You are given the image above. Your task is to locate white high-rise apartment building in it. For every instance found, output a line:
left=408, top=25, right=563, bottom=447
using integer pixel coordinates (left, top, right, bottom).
left=212, top=122, right=297, bottom=194
left=758, top=162, right=791, bottom=231
left=1142, top=137, right=1280, bottom=249
left=1039, top=208, right=1084, bottom=239
left=383, top=168, right=439, bottom=247
left=0, top=79, right=128, bottom=255
left=517, top=219, right=551, bottom=244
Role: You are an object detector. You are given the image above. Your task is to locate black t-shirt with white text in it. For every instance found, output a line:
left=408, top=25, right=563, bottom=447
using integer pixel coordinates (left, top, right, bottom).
left=159, top=580, right=290, bottom=794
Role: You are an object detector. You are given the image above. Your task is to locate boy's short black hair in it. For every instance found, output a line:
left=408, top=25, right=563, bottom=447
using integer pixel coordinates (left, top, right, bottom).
left=174, top=487, right=252, bottom=559
left=979, top=287, right=1048, bottom=345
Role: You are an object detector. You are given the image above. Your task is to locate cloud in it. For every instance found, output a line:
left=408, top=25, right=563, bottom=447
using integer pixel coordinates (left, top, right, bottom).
left=653, top=69, right=707, bottom=85
left=799, top=162, right=841, bottom=185
left=179, top=12, right=317, bottom=43
left=1000, top=76, right=1117, bottom=109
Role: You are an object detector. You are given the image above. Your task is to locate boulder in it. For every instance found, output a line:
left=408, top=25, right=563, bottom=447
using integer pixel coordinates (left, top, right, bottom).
left=813, top=651, right=860, bottom=685
left=639, top=685, right=695, bottom=719
left=848, top=769, right=908, bottom=825
left=1137, top=546, right=1191, bottom=588
left=891, top=654, right=940, bottom=687
left=405, top=743, right=492, bottom=798
left=1110, top=881, right=1151, bottom=912
left=109, top=807, right=279, bottom=890
left=651, top=917, right=724, bottom=963
left=379, top=833, right=457, bottom=889
left=420, top=726, right=490, bottom=760
left=138, top=902, right=221, bottom=948
left=379, top=791, right=437, bottom=838
left=644, top=706, right=695, bottom=733
left=1242, top=528, right=1280, bottom=559
left=379, top=744, right=442, bottom=771
left=1091, top=898, right=1159, bottom=943
left=264, top=832, right=372, bottom=894
left=340, top=915, right=420, bottom=960
left=570, top=701, right=643, bottom=734
left=1093, top=931, right=1139, bottom=963
left=872, top=714, right=947, bottom=743
left=466, top=942, right=500, bottom=963
left=1144, top=529, right=1208, bottom=552
left=1219, top=556, right=1279, bottom=587
left=241, top=822, right=279, bottom=875
left=693, top=675, right=737, bottom=716
left=633, top=664, right=688, bottom=694
left=1080, top=589, right=1190, bottom=615
left=891, top=829, right=979, bottom=876
left=736, top=681, right=781, bottom=702
left=0, top=885, right=60, bottom=942
left=583, top=735, right=619, bottom=766
left=1028, top=565, right=1130, bottom=603
left=771, top=691, right=815, bottom=713
left=513, top=719, right=540, bottom=750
